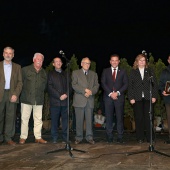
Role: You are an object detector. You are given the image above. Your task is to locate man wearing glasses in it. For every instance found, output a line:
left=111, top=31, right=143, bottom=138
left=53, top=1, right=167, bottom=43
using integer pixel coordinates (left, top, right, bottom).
left=72, top=57, right=99, bottom=145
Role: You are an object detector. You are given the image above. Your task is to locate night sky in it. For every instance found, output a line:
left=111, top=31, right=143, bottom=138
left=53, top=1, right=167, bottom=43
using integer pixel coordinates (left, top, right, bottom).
left=1, top=0, right=170, bottom=74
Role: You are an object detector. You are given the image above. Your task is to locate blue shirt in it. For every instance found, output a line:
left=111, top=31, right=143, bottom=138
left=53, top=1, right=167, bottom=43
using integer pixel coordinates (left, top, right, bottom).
left=4, top=61, right=12, bottom=89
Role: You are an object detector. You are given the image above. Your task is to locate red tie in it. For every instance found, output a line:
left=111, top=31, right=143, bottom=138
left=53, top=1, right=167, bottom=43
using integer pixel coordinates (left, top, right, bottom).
left=112, top=69, right=116, bottom=81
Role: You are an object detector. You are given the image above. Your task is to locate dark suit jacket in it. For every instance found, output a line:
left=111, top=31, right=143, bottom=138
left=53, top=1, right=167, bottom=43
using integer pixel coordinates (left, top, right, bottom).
left=101, top=67, right=128, bottom=102
left=128, top=68, right=158, bottom=101
left=0, top=61, right=22, bottom=103
left=72, top=69, right=99, bottom=108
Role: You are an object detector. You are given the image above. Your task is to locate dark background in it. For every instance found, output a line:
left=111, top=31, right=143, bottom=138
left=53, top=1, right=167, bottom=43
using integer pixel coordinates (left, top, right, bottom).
left=1, top=0, right=170, bottom=74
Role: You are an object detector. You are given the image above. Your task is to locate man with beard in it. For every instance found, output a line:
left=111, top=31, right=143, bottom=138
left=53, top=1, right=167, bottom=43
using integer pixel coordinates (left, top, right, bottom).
left=0, top=46, right=22, bottom=145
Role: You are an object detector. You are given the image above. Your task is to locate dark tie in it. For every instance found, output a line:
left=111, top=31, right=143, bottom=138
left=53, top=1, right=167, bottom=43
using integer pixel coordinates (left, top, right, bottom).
left=112, top=69, right=116, bottom=81
left=85, top=71, right=87, bottom=75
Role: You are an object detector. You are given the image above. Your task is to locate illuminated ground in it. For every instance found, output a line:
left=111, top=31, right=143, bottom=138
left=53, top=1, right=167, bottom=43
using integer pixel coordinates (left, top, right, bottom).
left=0, top=130, right=170, bottom=170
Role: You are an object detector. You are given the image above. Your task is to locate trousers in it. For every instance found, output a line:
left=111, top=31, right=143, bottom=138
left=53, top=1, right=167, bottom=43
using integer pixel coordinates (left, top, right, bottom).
left=20, top=103, right=43, bottom=139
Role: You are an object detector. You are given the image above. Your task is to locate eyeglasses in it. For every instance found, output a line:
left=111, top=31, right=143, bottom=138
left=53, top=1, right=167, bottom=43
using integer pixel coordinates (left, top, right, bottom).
left=82, top=62, right=91, bottom=65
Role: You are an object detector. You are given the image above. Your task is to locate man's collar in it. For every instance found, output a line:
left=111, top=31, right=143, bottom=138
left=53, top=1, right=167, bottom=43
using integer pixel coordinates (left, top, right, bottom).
left=3, top=60, right=12, bottom=65
left=55, top=69, right=62, bottom=73
left=82, top=68, right=88, bottom=73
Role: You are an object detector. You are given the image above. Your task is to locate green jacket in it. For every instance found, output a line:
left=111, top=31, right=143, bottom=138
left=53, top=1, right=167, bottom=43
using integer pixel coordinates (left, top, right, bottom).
left=20, top=64, right=47, bottom=105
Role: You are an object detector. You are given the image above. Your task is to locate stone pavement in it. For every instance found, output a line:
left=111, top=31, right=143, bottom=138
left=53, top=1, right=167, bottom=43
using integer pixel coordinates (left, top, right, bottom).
left=0, top=130, right=170, bottom=170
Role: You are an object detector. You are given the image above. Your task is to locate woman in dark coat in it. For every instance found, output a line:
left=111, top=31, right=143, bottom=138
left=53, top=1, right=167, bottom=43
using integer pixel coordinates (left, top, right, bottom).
left=128, top=54, right=158, bottom=143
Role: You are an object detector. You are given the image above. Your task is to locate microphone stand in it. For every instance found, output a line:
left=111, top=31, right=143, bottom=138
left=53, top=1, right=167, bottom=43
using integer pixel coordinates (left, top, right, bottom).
left=46, top=52, right=86, bottom=157
left=127, top=76, right=170, bottom=157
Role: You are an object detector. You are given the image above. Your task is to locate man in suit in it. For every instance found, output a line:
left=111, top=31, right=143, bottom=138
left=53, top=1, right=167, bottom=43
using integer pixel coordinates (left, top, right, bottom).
left=0, top=46, right=23, bottom=145
left=101, top=54, right=128, bottom=143
left=72, top=57, right=99, bottom=144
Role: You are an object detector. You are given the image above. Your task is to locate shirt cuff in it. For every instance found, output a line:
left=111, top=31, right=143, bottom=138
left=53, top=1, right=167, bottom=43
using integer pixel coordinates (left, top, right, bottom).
left=108, top=92, right=113, bottom=97
left=117, top=91, right=120, bottom=96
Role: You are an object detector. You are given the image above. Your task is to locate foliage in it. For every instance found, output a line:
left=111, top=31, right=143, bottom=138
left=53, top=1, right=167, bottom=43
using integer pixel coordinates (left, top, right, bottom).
left=154, top=59, right=166, bottom=81
left=93, top=90, right=102, bottom=113
left=69, top=55, right=79, bottom=117
left=119, top=58, right=132, bottom=76
left=119, top=58, right=134, bottom=119
left=42, top=92, right=50, bottom=120
left=90, top=61, right=96, bottom=72
left=70, top=54, right=79, bottom=71
left=124, top=94, right=134, bottom=119
left=154, top=95, right=166, bottom=119
left=45, top=62, right=54, bottom=72
left=42, top=60, right=54, bottom=120
left=147, top=55, right=166, bottom=117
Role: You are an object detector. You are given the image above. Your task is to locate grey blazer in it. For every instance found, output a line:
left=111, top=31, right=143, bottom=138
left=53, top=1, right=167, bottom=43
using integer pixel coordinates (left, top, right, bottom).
left=72, top=69, right=99, bottom=108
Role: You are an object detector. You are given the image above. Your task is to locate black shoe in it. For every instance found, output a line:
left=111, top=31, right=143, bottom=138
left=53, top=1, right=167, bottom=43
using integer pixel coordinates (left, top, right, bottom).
left=52, top=138, right=57, bottom=144
left=117, top=138, right=125, bottom=144
left=138, top=140, right=144, bottom=144
left=53, top=140, right=57, bottom=144
left=107, top=138, right=113, bottom=143
left=164, top=139, right=170, bottom=144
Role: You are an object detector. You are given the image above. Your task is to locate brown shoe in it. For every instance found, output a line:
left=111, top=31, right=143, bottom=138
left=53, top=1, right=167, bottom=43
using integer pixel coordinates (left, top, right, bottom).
left=87, top=139, right=95, bottom=144
left=19, top=138, right=26, bottom=144
left=75, top=140, right=82, bottom=144
left=7, top=140, right=16, bottom=146
left=35, top=138, right=47, bottom=144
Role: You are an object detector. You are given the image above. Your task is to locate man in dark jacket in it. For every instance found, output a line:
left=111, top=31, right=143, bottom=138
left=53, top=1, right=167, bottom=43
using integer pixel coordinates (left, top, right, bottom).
left=19, top=53, right=47, bottom=144
left=48, top=57, right=71, bottom=143
left=159, top=55, right=170, bottom=144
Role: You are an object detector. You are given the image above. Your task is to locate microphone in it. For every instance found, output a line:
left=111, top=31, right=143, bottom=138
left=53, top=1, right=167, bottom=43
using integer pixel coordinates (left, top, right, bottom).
left=59, top=50, right=70, bottom=62
left=147, top=68, right=154, bottom=84
left=142, top=50, right=147, bottom=56
left=59, top=50, right=65, bottom=55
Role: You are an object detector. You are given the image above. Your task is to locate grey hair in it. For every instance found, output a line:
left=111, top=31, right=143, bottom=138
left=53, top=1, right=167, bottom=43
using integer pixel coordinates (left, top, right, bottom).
left=4, top=46, right=14, bottom=53
left=33, top=53, right=44, bottom=60
left=81, top=57, right=91, bottom=63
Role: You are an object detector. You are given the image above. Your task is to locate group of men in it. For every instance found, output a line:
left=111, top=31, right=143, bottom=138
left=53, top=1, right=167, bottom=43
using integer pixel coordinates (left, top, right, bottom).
left=47, top=55, right=128, bottom=144
left=1, top=46, right=170, bottom=146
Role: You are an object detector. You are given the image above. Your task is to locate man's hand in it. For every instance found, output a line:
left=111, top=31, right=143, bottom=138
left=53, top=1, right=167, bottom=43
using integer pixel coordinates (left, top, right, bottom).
left=10, top=95, right=17, bottom=102
left=85, top=88, right=92, bottom=96
left=60, top=94, right=68, bottom=100
left=130, top=99, right=135, bottom=104
left=152, top=98, right=156, bottom=103
left=110, top=92, right=118, bottom=100
left=84, top=92, right=90, bottom=98
left=162, top=91, right=170, bottom=96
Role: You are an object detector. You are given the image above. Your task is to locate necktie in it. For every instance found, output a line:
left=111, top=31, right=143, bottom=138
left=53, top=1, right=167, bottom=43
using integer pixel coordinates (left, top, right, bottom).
left=85, top=71, right=87, bottom=75
left=112, top=69, right=116, bottom=81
